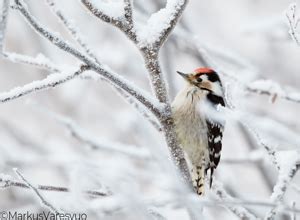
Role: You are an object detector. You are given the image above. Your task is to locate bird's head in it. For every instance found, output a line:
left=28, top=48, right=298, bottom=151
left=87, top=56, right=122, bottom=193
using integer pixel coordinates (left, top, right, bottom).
left=177, top=67, right=223, bottom=96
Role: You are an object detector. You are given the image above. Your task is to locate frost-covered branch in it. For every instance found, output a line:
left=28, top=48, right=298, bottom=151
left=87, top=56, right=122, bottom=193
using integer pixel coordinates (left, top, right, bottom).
left=81, top=72, right=163, bottom=131
left=41, top=107, right=151, bottom=159
left=264, top=152, right=300, bottom=220
left=14, top=0, right=161, bottom=116
left=211, top=180, right=259, bottom=220
left=81, top=0, right=138, bottom=43
left=0, top=65, right=89, bottom=103
left=242, top=121, right=278, bottom=167
left=221, top=155, right=264, bottom=165
left=14, top=169, right=61, bottom=214
left=0, top=173, right=108, bottom=197
left=114, top=88, right=163, bottom=131
left=286, top=3, right=300, bottom=46
left=81, top=0, right=191, bottom=184
left=24, top=0, right=161, bottom=132
left=45, top=0, right=99, bottom=63
left=123, top=0, right=133, bottom=25
left=0, top=0, right=9, bottom=52
left=147, top=208, right=167, bottom=220
left=3, top=52, right=61, bottom=72
left=247, top=80, right=300, bottom=104
left=14, top=0, right=191, bottom=196
left=3, top=172, right=300, bottom=217
left=143, top=0, right=189, bottom=49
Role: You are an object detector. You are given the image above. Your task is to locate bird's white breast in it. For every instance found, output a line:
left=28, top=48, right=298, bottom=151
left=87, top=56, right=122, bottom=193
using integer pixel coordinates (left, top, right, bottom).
left=172, top=85, right=209, bottom=166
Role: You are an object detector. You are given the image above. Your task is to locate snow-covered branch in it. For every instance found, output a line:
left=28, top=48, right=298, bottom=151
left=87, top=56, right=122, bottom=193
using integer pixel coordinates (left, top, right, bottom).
left=45, top=0, right=99, bottom=63
left=81, top=0, right=138, bottom=43
left=44, top=108, right=151, bottom=159
left=82, top=0, right=191, bottom=183
left=33, top=0, right=162, bottom=132
left=265, top=152, right=300, bottom=220
left=2, top=172, right=300, bottom=217
left=123, top=0, right=133, bottom=25
left=14, top=0, right=161, bottom=116
left=247, top=79, right=300, bottom=104
left=286, top=3, right=300, bottom=46
left=0, top=0, right=9, bottom=53
left=114, top=88, right=163, bottom=132
left=137, top=0, right=188, bottom=49
left=0, top=65, right=89, bottom=103
left=211, top=181, right=259, bottom=220
left=3, top=52, right=61, bottom=72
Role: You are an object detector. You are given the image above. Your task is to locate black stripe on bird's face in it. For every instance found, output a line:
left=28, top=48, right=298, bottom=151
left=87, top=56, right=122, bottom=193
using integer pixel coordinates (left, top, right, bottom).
left=207, top=93, right=225, bottom=106
left=207, top=72, right=221, bottom=82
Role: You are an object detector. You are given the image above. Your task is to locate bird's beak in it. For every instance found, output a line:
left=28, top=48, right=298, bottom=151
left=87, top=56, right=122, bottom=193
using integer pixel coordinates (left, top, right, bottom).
left=177, top=71, right=189, bottom=80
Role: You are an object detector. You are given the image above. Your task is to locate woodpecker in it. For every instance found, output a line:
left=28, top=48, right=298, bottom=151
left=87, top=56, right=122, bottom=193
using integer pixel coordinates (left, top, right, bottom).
left=172, top=67, right=225, bottom=195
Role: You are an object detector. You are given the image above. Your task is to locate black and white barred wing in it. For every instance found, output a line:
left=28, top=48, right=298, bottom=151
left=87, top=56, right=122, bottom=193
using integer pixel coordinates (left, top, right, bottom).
left=206, top=93, right=225, bottom=187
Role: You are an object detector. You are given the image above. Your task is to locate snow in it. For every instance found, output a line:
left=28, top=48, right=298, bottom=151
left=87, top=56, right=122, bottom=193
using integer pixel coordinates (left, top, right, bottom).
left=2, top=0, right=300, bottom=219
left=137, top=0, right=184, bottom=46
left=248, top=79, right=285, bottom=96
left=0, top=174, right=13, bottom=188
left=270, top=151, right=299, bottom=202
left=0, top=67, right=81, bottom=102
left=4, top=52, right=60, bottom=72
left=51, top=112, right=151, bottom=159
left=90, top=0, right=125, bottom=18
left=288, top=91, right=300, bottom=102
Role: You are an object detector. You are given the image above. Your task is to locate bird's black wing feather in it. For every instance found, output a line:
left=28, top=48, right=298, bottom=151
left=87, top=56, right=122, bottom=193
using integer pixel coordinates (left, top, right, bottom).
left=206, top=93, right=225, bottom=188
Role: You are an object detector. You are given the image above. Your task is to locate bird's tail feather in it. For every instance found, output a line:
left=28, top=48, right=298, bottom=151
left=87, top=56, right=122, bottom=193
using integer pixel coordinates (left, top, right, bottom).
left=192, top=166, right=205, bottom=195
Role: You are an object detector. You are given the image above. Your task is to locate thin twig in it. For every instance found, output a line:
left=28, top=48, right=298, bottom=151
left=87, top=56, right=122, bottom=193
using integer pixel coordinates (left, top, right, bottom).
left=36, top=106, right=152, bottom=159
left=264, top=155, right=299, bottom=220
left=211, top=180, right=259, bottom=220
left=14, top=169, right=61, bottom=214
left=81, top=0, right=138, bottom=43
left=286, top=3, right=300, bottom=46
left=0, top=174, right=108, bottom=197
left=45, top=0, right=99, bottom=64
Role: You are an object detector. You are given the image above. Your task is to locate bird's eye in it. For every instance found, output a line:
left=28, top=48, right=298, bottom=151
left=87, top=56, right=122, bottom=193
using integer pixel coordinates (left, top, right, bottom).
left=197, top=78, right=202, bottom=82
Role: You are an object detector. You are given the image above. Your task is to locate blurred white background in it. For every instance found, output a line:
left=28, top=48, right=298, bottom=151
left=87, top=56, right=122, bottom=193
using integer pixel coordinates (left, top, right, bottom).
left=0, top=0, right=300, bottom=219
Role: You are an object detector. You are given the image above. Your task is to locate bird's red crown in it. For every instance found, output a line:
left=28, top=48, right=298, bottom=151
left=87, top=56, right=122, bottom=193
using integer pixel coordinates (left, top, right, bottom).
left=194, top=67, right=214, bottom=74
